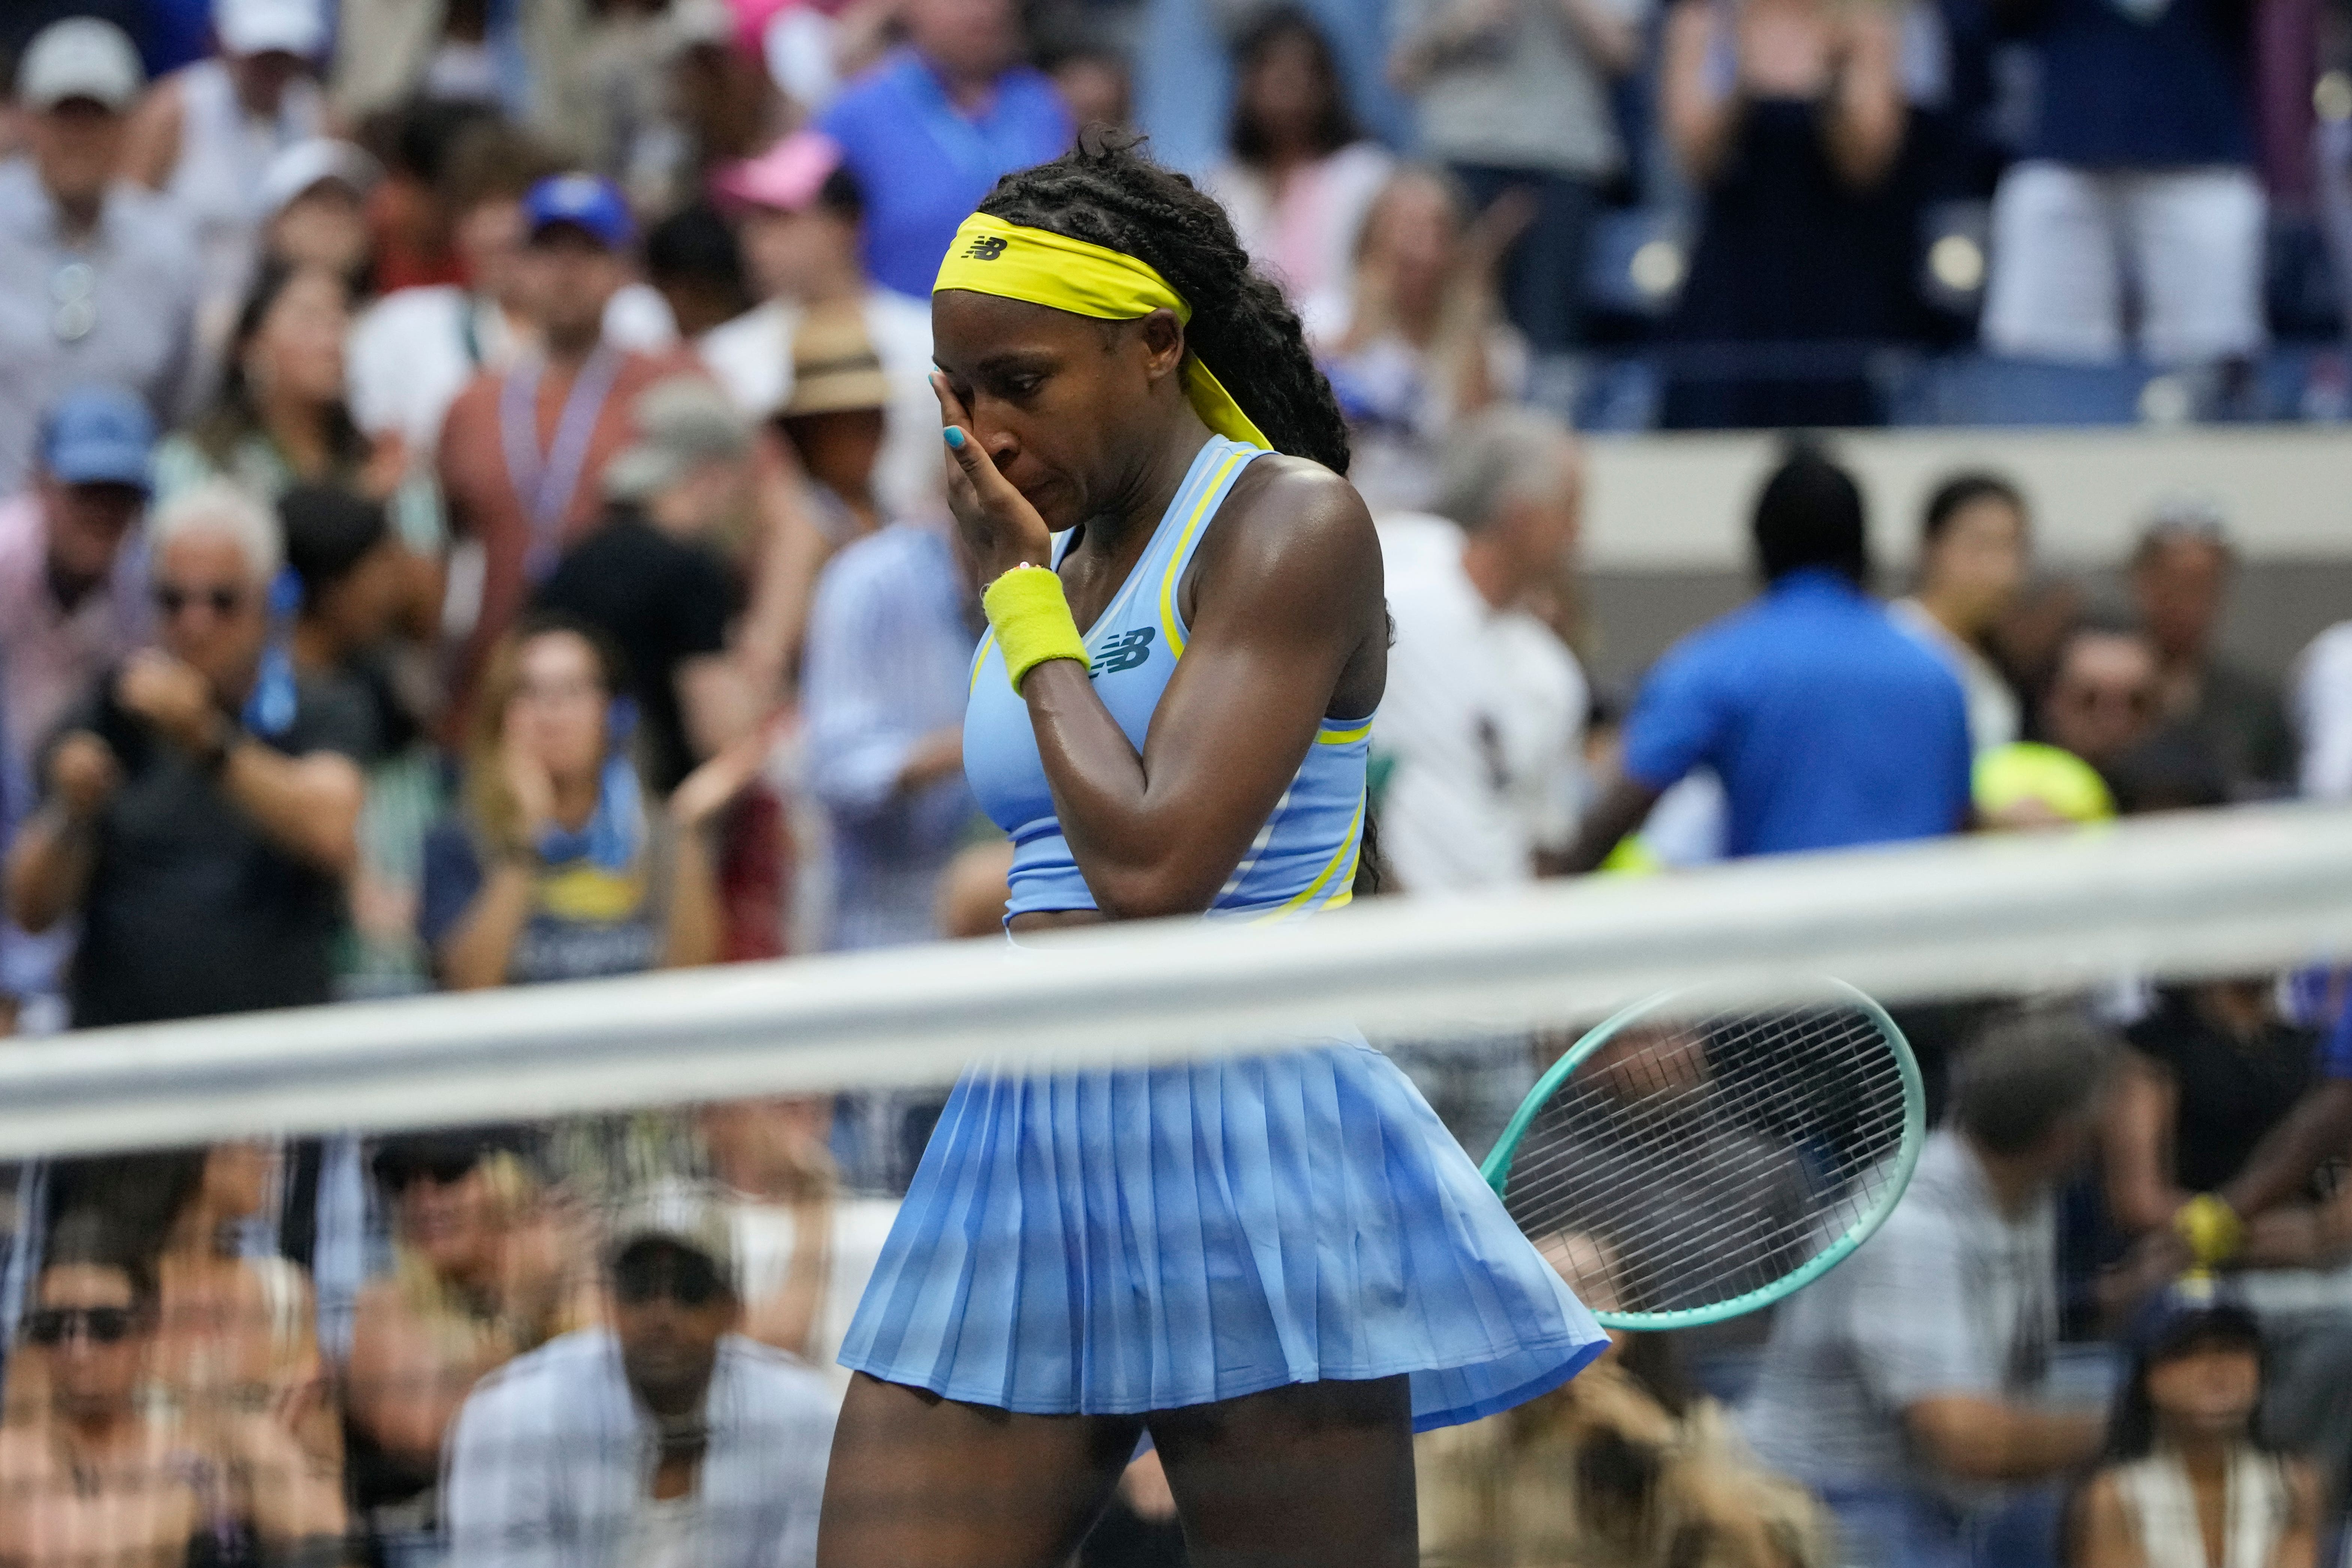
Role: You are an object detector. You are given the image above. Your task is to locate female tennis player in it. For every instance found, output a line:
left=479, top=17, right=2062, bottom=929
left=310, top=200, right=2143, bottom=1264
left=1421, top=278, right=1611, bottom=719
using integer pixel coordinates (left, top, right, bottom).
left=819, top=138, right=1606, bottom=1568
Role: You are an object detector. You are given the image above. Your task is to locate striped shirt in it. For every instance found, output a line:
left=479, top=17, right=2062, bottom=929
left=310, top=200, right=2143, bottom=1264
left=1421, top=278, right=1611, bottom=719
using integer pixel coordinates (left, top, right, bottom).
left=1741, top=1130, right=2058, bottom=1513
left=802, top=520, right=979, bottom=949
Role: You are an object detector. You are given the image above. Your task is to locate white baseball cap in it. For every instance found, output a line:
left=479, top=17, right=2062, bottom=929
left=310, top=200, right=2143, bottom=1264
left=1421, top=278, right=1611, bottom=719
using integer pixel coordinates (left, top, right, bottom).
left=16, top=18, right=145, bottom=112
left=607, top=1179, right=738, bottom=1288
left=257, top=139, right=382, bottom=218
left=216, top=0, right=329, bottom=59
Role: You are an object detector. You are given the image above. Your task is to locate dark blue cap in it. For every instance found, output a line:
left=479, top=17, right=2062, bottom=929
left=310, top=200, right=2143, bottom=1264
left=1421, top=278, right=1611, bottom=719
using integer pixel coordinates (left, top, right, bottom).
left=2126, top=1279, right=2262, bottom=1362
left=40, top=385, right=154, bottom=491
left=521, top=173, right=637, bottom=251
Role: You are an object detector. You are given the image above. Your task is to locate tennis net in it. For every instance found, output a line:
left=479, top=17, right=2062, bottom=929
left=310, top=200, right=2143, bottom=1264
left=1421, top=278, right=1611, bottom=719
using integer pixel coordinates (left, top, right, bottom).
left=6, top=802, right=2352, bottom=1157
left=5, top=803, right=2352, bottom=1567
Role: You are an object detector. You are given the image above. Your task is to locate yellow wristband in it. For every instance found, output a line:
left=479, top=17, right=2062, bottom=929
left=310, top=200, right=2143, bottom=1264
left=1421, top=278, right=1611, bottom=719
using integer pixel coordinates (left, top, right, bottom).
left=983, top=565, right=1088, bottom=694
left=2176, top=1193, right=2243, bottom=1269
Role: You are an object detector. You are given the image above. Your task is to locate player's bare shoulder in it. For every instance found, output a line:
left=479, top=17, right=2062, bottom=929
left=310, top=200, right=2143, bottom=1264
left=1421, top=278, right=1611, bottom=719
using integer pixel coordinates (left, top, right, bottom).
left=1200, top=452, right=1381, bottom=601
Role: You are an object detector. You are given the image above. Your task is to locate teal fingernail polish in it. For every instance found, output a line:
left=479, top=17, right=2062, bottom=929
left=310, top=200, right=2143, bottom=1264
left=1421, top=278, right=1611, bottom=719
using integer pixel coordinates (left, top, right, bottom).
left=944, top=427, right=966, bottom=449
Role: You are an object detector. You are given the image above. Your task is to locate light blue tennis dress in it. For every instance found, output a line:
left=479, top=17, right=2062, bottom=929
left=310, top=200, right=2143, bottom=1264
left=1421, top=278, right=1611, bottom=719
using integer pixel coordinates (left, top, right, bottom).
left=836, top=435, right=1607, bottom=1430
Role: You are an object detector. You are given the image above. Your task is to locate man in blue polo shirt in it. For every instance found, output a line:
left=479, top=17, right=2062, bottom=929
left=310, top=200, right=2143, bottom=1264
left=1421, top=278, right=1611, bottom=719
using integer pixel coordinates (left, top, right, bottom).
left=1562, top=446, right=1971, bottom=871
left=816, top=0, right=1073, bottom=300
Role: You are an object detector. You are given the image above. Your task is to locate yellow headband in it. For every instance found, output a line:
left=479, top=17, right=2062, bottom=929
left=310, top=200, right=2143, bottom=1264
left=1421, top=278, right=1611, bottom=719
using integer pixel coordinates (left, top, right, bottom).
left=933, top=213, right=1272, bottom=452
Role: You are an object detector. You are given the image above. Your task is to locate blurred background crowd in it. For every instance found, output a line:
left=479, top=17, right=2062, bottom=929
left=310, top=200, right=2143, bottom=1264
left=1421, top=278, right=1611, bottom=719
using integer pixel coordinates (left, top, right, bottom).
left=0, top=0, right=2349, bottom=1564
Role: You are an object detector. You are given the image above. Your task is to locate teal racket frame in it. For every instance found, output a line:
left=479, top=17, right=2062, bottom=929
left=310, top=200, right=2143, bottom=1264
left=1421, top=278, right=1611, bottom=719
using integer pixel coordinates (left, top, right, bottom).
left=1478, top=979, right=1928, bottom=1330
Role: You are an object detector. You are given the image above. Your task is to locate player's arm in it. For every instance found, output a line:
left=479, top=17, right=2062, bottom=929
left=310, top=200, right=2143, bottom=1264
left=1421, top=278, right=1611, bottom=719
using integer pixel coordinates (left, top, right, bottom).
left=946, top=423, right=1379, bottom=918
left=1019, top=459, right=1379, bottom=918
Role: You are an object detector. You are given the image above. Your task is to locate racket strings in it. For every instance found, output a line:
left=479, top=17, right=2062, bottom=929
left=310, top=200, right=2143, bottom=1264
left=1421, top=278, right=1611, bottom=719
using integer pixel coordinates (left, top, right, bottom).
left=1501, top=1004, right=1908, bottom=1317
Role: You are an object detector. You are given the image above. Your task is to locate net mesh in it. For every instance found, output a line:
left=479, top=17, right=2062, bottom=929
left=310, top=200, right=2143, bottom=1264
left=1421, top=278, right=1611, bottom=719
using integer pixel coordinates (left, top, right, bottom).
left=1496, top=993, right=1913, bottom=1321
left=3, top=805, right=2351, bottom=1565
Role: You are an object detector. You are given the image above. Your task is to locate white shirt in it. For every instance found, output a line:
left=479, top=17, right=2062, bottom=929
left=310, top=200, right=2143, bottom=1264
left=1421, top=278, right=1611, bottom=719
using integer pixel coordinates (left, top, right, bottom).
left=2294, top=620, right=2352, bottom=800
left=2112, top=1449, right=2294, bottom=1568
left=1374, top=513, right=1587, bottom=894
left=444, top=1328, right=834, bottom=1568
left=346, top=283, right=676, bottom=459
left=728, top=1195, right=901, bottom=1398
left=621, top=1494, right=708, bottom=1568
left=697, top=288, right=940, bottom=521
left=1890, top=596, right=2022, bottom=756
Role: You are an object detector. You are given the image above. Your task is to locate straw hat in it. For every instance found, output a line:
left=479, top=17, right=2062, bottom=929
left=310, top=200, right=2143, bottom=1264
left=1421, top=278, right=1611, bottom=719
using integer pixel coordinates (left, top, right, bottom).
left=780, top=305, right=892, bottom=419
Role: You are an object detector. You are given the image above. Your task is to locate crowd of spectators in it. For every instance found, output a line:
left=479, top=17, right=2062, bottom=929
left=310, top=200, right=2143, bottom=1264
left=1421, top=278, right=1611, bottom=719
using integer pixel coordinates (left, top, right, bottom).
left=0, top=1, right=2348, bottom=1567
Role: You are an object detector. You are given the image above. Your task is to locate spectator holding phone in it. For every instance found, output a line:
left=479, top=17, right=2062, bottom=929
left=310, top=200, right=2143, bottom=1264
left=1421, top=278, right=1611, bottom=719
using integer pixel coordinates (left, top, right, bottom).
left=4, top=480, right=366, bottom=1028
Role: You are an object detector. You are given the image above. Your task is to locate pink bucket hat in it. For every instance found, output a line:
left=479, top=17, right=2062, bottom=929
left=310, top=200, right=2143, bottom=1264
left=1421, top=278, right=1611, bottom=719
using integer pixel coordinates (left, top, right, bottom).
left=712, top=131, right=846, bottom=214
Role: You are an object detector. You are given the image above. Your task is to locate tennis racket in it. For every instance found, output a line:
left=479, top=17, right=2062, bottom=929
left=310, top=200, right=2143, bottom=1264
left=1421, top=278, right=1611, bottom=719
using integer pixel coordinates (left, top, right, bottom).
left=1481, top=979, right=1925, bottom=1331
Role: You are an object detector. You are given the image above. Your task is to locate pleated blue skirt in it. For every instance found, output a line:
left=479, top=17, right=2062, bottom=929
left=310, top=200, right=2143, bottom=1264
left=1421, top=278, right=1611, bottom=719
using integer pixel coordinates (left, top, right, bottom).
left=837, top=1039, right=1609, bottom=1432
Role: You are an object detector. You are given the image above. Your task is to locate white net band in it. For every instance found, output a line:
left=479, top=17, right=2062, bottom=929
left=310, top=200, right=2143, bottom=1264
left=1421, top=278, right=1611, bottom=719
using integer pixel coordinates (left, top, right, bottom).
left=5, top=802, right=2351, bottom=1157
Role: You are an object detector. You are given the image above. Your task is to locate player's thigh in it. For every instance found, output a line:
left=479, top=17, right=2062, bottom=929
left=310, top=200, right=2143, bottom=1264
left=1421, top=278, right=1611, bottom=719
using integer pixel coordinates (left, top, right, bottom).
left=1983, top=160, right=2124, bottom=361
left=1149, top=1375, right=1418, bottom=1568
left=2127, top=166, right=2266, bottom=363
left=816, top=1372, right=1141, bottom=1568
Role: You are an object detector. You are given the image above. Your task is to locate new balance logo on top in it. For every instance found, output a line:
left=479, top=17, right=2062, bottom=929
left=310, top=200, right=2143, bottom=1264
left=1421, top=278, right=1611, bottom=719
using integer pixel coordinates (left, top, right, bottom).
left=964, top=235, right=1010, bottom=261
left=1089, top=627, right=1154, bottom=677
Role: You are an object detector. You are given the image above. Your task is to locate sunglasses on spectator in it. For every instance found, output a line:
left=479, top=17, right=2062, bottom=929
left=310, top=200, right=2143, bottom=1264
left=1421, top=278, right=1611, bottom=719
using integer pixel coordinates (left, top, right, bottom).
left=378, top=1151, right=485, bottom=1193
left=152, top=583, right=250, bottom=618
left=613, top=1247, right=727, bottom=1309
left=25, top=1306, right=136, bottom=1346
left=2058, top=684, right=2152, bottom=713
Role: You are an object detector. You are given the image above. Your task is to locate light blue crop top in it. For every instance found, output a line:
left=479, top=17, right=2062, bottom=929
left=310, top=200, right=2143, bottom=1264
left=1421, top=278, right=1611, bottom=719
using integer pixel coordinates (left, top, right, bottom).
left=963, top=435, right=1372, bottom=922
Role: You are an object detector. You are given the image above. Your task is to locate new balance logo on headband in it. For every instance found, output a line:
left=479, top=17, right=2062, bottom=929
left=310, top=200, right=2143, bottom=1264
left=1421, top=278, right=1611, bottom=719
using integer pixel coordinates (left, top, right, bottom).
left=963, top=235, right=1010, bottom=261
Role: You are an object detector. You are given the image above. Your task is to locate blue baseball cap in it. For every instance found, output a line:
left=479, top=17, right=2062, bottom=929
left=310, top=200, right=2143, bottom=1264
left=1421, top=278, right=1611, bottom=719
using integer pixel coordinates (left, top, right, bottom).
left=40, top=386, right=154, bottom=491
left=522, top=174, right=637, bottom=251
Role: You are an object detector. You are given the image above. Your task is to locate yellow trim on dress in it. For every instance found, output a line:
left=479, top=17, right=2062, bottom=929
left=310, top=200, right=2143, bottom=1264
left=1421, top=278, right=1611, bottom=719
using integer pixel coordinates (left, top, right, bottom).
left=1253, top=792, right=1365, bottom=923
left=1158, top=448, right=1244, bottom=658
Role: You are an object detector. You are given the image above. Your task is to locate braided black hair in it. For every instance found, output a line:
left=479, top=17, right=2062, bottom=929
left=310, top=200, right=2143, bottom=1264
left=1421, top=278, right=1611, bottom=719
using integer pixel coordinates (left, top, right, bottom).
left=976, top=133, right=1351, bottom=475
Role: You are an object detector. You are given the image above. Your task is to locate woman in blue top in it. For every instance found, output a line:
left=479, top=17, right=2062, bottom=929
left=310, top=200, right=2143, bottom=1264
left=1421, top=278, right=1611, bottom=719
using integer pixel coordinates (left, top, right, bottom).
left=821, top=138, right=1604, bottom=1568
